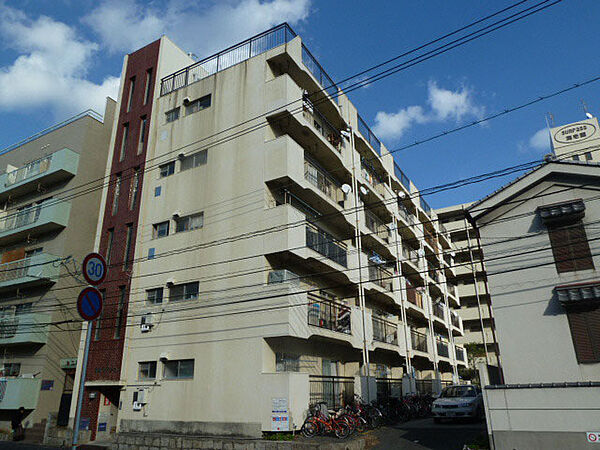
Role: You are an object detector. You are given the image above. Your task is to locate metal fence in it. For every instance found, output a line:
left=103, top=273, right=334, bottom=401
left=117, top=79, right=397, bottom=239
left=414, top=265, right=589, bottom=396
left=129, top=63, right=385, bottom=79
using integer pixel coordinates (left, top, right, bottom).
left=161, top=24, right=296, bottom=95
left=6, top=155, right=52, bottom=186
left=393, top=162, right=410, bottom=190
left=372, top=316, right=398, bottom=345
left=309, top=375, right=354, bottom=409
left=420, top=197, right=432, bottom=215
left=306, top=223, right=347, bottom=267
left=304, top=158, right=344, bottom=203
left=376, top=378, right=403, bottom=401
left=0, top=258, right=31, bottom=283
left=357, top=115, right=381, bottom=155
left=307, top=294, right=351, bottom=334
left=0, top=206, right=41, bottom=232
left=415, top=379, right=433, bottom=395
left=301, top=45, right=339, bottom=101
left=368, top=264, right=393, bottom=291
left=302, top=98, right=342, bottom=151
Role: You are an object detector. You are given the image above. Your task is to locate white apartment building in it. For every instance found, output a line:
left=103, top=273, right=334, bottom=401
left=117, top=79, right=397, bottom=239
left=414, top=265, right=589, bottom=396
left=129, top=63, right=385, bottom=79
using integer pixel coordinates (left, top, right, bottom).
left=73, top=24, right=467, bottom=442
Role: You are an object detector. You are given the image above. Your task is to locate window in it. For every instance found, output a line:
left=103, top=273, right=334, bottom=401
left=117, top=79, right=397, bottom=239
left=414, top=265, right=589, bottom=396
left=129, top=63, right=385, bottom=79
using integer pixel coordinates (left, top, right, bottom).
left=25, top=248, right=42, bottom=258
left=170, top=281, right=199, bottom=302
left=143, top=69, right=153, bottom=105
left=127, top=77, right=135, bottom=112
left=163, top=359, right=194, bottom=379
left=159, top=162, right=175, bottom=178
left=548, top=222, right=594, bottom=273
left=146, top=287, right=163, bottom=305
left=106, top=228, right=114, bottom=264
left=175, top=212, right=203, bottom=233
left=276, top=353, right=300, bottom=372
left=148, top=248, right=155, bottom=259
left=185, top=94, right=211, bottom=114
left=138, top=116, right=147, bottom=154
left=2, top=363, right=20, bottom=377
left=152, top=221, right=169, bottom=239
left=120, top=123, right=129, bottom=161
left=180, top=150, right=207, bottom=171
left=94, top=290, right=105, bottom=341
left=573, top=154, right=580, bottom=161
left=165, top=107, right=180, bottom=123
left=112, top=174, right=122, bottom=215
left=129, top=167, right=140, bottom=210
left=154, top=186, right=162, bottom=197
left=115, top=286, right=126, bottom=339
left=586, top=152, right=593, bottom=161
left=123, top=223, right=134, bottom=270
left=139, top=361, right=157, bottom=380
left=568, top=304, right=600, bottom=362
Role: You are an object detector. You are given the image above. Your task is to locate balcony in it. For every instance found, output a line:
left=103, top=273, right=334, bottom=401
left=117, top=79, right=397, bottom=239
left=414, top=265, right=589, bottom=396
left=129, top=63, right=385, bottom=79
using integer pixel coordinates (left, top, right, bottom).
left=365, top=210, right=390, bottom=243
left=0, top=202, right=71, bottom=245
left=420, top=197, right=432, bottom=217
left=455, top=345, right=466, bottom=363
left=360, top=162, right=387, bottom=199
left=307, top=294, right=351, bottom=335
left=393, top=162, right=410, bottom=192
left=432, top=302, right=445, bottom=321
left=372, top=315, right=398, bottom=345
left=410, top=330, right=428, bottom=353
left=302, top=99, right=343, bottom=153
left=406, top=283, right=425, bottom=309
left=451, top=312, right=461, bottom=329
left=357, top=114, right=381, bottom=156
left=306, top=223, right=348, bottom=267
left=0, top=378, right=42, bottom=410
left=0, top=253, right=61, bottom=290
left=0, top=312, right=52, bottom=346
left=304, top=158, right=344, bottom=204
left=0, top=148, right=79, bottom=201
left=368, top=264, right=393, bottom=291
left=424, top=229, right=439, bottom=252
left=437, top=339, right=450, bottom=359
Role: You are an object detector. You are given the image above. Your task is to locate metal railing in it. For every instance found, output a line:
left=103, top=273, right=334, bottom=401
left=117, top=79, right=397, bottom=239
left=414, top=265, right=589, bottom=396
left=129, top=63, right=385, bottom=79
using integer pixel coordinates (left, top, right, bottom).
left=372, top=316, right=397, bottom=344
left=365, top=210, right=389, bottom=242
left=309, top=375, right=354, bottom=409
left=307, top=294, right=351, bottom=334
left=0, top=316, right=18, bottom=339
left=410, top=330, right=428, bottom=353
left=429, top=269, right=441, bottom=284
left=304, top=158, right=344, bottom=203
left=161, top=24, right=296, bottom=95
left=432, top=302, right=445, bottom=320
left=368, top=264, right=393, bottom=291
left=357, top=115, right=381, bottom=155
left=424, top=229, right=438, bottom=250
left=302, top=98, right=342, bottom=152
left=420, top=197, right=432, bottom=215
left=0, top=206, right=41, bottom=233
left=398, top=204, right=416, bottom=226
left=406, top=283, right=424, bottom=309
left=360, top=161, right=383, bottom=189
left=455, top=345, right=466, bottom=362
left=376, top=378, right=403, bottom=401
left=0, top=258, right=32, bottom=284
left=447, top=284, right=457, bottom=298
left=301, top=45, right=339, bottom=101
left=5, top=155, right=53, bottom=187
left=415, top=379, right=433, bottom=395
left=393, top=162, right=410, bottom=190
left=402, top=246, right=420, bottom=267
left=451, top=313, right=460, bottom=328
left=306, top=223, right=347, bottom=267
left=437, top=339, right=450, bottom=358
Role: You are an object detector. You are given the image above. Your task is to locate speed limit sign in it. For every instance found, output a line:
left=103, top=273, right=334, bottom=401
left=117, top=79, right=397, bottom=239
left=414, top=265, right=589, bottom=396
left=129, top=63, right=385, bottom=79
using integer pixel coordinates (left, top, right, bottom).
left=82, top=253, right=108, bottom=286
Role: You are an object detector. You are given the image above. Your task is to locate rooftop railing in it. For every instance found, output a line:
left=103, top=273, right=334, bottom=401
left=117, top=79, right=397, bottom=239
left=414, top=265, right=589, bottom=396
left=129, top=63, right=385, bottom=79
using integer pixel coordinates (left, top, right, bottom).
left=420, top=197, right=432, bottom=215
left=307, top=293, right=351, bottom=334
left=306, top=223, right=347, bottom=267
left=304, top=158, right=344, bottom=204
left=161, top=24, right=296, bottom=96
left=372, top=315, right=398, bottom=345
left=301, top=45, right=339, bottom=101
left=357, top=115, right=381, bottom=155
left=394, top=162, right=410, bottom=190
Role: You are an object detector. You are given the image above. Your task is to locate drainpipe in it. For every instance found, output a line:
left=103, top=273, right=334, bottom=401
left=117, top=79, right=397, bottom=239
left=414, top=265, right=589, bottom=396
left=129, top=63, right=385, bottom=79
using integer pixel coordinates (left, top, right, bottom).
left=349, top=127, right=371, bottom=398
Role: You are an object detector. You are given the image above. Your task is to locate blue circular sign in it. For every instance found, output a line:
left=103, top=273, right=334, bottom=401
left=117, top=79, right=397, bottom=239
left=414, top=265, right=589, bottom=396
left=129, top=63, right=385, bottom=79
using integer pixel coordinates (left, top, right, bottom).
left=77, top=287, right=103, bottom=321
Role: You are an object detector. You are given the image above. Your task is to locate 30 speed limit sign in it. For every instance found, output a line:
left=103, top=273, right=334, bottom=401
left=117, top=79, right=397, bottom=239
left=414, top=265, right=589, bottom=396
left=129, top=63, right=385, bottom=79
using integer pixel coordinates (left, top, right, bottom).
left=82, top=253, right=108, bottom=286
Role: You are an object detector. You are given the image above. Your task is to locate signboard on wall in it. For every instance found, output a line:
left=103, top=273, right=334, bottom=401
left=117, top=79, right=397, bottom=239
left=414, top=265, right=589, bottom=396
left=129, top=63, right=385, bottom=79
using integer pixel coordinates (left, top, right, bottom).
left=271, top=397, right=289, bottom=432
left=41, top=380, right=54, bottom=391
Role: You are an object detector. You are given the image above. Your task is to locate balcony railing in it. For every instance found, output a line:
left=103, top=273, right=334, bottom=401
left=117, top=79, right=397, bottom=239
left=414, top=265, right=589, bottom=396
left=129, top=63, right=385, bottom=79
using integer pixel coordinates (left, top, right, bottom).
left=0, top=206, right=41, bottom=233
left=424, top=229, right=438, bottom=250
left=304, top=158, right=344, bottom=203
left=451, top=313, right=460, bottom=328
left=437, top=339, right=450, bottom=358
left=0, top=253, right=61, bottom=289
left=394, top=162, right=410, bottom=190
left=455, top=345, right=466, bottom=362
left=5, top=155, right=52, bottom=187
left=429, top=269, right=441, bottom=284
left=301, top=45, right=339, bottom=101
left=406, top=283, right=424, bottom=309
left=432, top=302, right=445, bottom=320
left=410, top=330, right=428, bottom=353
left=0, top=312, right=51, bottom=345
left=306, top=223, right=347, bottom=267
left=357, top=115, right=381, bottom=155
left=420, top=197, right=432, bottom=215
left=302, top=98, right=342, bottom=152
left=161, top=24, right=296, bottom=95
left=368, top=264, right=393, bottom=291
left=307, top=294, right=351, bottom=334
left=402, top=246, right=420, bottom=267
left=360, top=161, right=384, bottom=190
left=447, top=284, right=457, bottom=298
left=365, top=210, right=389, bottom=242
left=309, top=375, right=354, bottom=409
left=398, top=204, right=416, bottom=226
left=372, top=316, right=398, bottom=345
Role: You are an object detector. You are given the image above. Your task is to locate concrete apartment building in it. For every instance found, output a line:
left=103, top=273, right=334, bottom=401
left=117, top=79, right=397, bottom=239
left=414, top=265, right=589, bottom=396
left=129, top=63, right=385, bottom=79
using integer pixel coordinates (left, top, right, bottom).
left=470, top=116, right=600, bottom=449
left=72, top=24, right=467, bottom=443
left=436, top=204, right=501, bottom=369
left=0, top=102, right=115, bottom=439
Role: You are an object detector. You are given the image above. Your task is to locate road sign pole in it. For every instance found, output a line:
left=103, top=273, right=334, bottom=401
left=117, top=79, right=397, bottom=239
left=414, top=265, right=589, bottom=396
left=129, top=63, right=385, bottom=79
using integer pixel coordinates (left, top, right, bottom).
left=72, top=320, right=92, bottom=449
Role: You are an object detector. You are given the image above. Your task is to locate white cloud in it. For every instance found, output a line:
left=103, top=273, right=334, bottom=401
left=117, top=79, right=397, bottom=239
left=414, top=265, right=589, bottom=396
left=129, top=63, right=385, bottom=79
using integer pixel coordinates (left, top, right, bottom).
left=83, top=0, right=311, bottom=56
left=0, top=4, right=119, bottom=116
left=373, top=81, right=484, bottom=141
left=529, top=128, right=550, bottom=150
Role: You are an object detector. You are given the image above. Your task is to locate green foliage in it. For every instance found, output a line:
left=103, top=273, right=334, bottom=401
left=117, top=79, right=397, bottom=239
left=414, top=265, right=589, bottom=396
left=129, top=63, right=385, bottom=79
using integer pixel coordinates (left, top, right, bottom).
left=262, top=432, right=295, bottom=441
left=464, top=342, right=486, bottom=358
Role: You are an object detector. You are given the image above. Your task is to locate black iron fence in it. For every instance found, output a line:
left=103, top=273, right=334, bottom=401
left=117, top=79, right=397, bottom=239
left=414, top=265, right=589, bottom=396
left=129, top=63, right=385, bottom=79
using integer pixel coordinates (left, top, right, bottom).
left=309, top=375, right=354, bottom=409
left=376, top=378, right=403, bottom=401
left=415, top=378, right=433, bottom=395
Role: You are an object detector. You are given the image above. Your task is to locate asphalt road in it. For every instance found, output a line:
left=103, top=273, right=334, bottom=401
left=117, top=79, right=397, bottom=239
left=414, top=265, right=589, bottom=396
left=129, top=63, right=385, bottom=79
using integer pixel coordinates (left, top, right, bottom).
left=368, top=417, right=487, bottom=450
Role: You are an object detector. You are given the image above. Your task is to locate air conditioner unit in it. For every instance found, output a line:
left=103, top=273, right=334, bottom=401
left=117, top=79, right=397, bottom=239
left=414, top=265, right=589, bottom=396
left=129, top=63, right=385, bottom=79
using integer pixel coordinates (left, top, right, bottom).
left=182, top=97, right=191, bottom=106
left=140, top=324, right=152, bottom=333
left=172, top=210, right=181, bottom=218
left=133, top=402, right=143, bottom=411
left=136, top=389, right=146, bottom=404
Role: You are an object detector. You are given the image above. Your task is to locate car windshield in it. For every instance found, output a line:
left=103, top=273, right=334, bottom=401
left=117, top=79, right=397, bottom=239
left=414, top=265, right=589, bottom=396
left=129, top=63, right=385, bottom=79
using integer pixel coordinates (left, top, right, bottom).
left=440, top=386, right=477, bottom=398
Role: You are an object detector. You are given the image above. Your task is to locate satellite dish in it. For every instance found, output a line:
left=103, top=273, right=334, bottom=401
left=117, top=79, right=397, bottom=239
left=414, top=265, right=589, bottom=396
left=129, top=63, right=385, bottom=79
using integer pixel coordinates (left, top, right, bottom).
left=586, top=112, right=594, bottom=119
left=359, top=186, right=368, bottom=196
left=341, top=184, right=352, bottom=194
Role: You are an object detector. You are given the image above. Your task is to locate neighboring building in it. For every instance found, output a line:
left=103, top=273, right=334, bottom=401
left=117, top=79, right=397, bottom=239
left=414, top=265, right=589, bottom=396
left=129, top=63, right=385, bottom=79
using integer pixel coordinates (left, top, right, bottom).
left=470, top=157, right=600, bottom=449
left=0, top=102, right=115, bottom=440
left=437, top=204, right=500, bottom=368
left=550, top=115, right=600, bottom=162
left=72, top=24, right=466, bottom=443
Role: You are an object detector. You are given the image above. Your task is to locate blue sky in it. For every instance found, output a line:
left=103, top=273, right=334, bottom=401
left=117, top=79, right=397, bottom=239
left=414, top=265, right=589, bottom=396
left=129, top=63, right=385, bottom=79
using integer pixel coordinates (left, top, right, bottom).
left=0, top=0, right=599, bottom=208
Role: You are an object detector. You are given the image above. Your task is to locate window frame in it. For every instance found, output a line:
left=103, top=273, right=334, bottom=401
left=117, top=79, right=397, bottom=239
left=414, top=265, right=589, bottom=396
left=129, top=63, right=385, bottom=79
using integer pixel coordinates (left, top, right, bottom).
left=126, top=76, right=136, bottom=112
left=143, top=69, right=153, bottom=105
left=180, top=150, right=207, bottom=171
left=139, top=361, right=157, bottom=380
left=112, top=174, right=122, bottom=216
left=152, top=221, right=170, bottom=239
left=114, top=286, right=126, bottom=339
left=129, top=167, right=140, bottom=210
left=185, top=94, right=211, bottom=115
left=163, top=359, right=194, bottom=380
left=169, top=281, right=199, bottom=302
left=175, top=212, right=204, bottom=233
left=120, top=123, right=129, bottom=162
left=138, top=116, right=147, bottom=155
left=146, top=287, right=164, bottom=305
left=123, top=223, right=134, bottom=270
left=159, top=162, right=175, bottom=178
left=165, top=107, right=180, bottom=123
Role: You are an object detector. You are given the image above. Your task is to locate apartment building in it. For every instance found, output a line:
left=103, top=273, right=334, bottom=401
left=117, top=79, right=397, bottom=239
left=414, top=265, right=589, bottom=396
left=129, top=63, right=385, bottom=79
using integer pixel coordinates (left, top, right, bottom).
left=0, top=102, right=115, bottom=439
left=73, top=24, right=466, bottom=443
left=436, top=204, right=500, bottom=369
